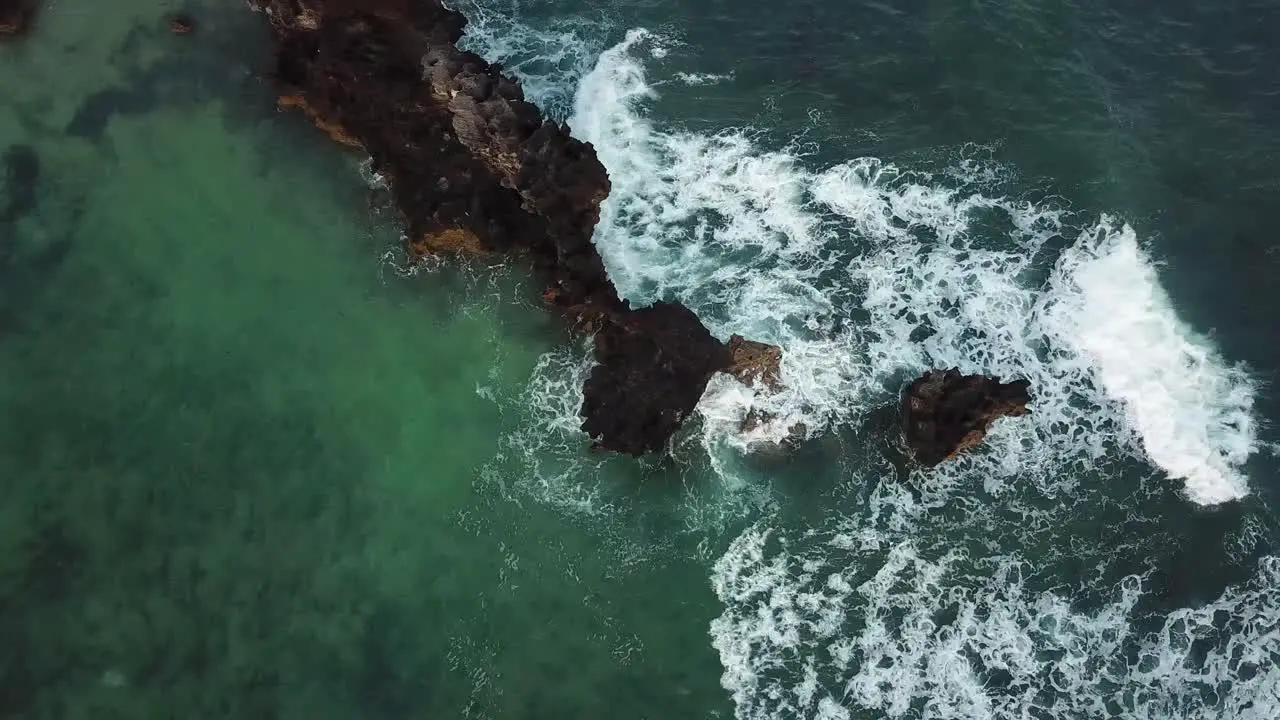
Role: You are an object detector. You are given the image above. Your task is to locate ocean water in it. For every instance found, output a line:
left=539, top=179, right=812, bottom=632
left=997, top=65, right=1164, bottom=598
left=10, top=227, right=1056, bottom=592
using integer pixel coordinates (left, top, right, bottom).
left=2, top=0, right=1278, bottom=718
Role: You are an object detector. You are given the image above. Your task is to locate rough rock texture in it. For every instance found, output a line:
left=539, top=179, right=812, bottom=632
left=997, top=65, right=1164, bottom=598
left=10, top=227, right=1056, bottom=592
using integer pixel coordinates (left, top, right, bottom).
left=581, top=303, right=733, bottom=455
left=727, top=334, right=783, bottom=389
left=902, top=368, right=1031, bottom=466
left=248, top=0, right=780, bottom=454
left=0, top=0, right=34, bottom=35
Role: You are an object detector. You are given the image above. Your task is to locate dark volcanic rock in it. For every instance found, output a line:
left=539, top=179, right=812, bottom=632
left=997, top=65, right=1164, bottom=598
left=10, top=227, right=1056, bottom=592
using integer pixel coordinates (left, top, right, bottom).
left=902, top=368, right=1031, bottom=466
left=249, top=0, right=778, bottom=454
left=0, top=0, right=34, bottom=36
left=582, top=303, right=733, bottom=456
left=252, top=0, right=618, bottom=308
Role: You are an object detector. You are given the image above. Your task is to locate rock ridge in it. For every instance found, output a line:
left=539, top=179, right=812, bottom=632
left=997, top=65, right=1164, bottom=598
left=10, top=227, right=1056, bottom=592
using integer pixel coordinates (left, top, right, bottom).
left=248, top=0, right=780, bottom=454
left=902, top=368, right=1032, bottom=466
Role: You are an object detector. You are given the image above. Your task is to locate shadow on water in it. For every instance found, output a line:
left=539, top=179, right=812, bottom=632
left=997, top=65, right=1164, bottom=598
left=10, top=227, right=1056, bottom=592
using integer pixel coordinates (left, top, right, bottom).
left=1, top=144, right=38, bottom=224
left=63, top=7, right=276, bottom=143
left=0, top=144, right=75, bottom=336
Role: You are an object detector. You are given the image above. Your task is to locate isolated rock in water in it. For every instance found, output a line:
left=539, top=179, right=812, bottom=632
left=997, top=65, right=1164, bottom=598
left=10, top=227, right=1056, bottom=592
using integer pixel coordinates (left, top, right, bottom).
left=726, top=334, right=782, bottom=389
left=581, top=303, right=734, bottom=456
left=0, top=0, right=34, bottom=35
left=902, top=368, right=1031, bottom=466
left=249, top=0, right=781, bottom=455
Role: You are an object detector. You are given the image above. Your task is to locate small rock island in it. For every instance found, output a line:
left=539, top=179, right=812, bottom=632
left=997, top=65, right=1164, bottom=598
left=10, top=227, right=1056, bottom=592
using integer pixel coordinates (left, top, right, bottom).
left=902, top=368, right=1032, bottom=466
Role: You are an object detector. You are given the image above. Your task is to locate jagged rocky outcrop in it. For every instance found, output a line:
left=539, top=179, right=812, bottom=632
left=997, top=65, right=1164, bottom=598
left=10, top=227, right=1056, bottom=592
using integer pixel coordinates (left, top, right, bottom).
left=902, top=368, right=1031, bottom=466
left=0, top=0, right=34, bottom=35
left=582, top=303, right=733, bottom=455
left=726, top=335, right=783, bottom=389
left=248, top=0, right=780, bottom=454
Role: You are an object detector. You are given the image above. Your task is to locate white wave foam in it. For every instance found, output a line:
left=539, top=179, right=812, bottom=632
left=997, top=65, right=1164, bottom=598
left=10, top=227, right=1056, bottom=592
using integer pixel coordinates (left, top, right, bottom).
left=488, top=340, right=606, bottom=516
left=451, top=0, right=611, bottom=119
left=567, top=28, right=1257, bottom=502
left=450, top=11, right=1276, bottom=720
left=1039, top=219, right=1258, bottom=505
left=712, top=524, right=1280, bottom=720
left=447, top=13, right=1276, bottom=720
left=674, top=71, right=735, bottom=86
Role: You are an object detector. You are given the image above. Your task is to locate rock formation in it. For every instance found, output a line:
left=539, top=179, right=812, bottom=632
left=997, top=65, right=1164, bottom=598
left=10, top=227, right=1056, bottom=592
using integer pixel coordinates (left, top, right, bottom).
left=581, top=303, right=733, bottom=455
left=0, top=0, right=34, bottom=36
left=248, top=0, right=780, bottom=454
left=726, top=334, right=783, bottom=389
left=169, top=14, right=196, bottom=35
left=902, top=368, right=1031, bottom=466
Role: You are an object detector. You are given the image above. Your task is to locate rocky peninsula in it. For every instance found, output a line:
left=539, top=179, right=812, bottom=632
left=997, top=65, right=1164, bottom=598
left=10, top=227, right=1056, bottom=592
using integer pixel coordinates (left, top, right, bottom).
left=245, top=0, right=1032, bottom=464
left=248, top=0, right=780, bottom=455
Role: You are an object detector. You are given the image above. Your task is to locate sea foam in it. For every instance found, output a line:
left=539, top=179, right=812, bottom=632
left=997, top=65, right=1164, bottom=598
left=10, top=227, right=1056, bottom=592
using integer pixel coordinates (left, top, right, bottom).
left=567, top=29, right=1257, bottom=503
left=1039, top=219, right=1257, bottom=505
left=711, top=522, right=1280, bottom=720
left=453, top=9, right=1274, bottom=720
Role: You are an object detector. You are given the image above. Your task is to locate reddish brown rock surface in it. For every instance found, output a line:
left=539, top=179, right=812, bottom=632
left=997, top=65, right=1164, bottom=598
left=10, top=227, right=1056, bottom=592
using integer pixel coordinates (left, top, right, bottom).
left=248, top=0, right=780, bottom=454
left=0, top=0, right=34, bottom=36
left=727, top=334, right=783, bottom=389
left=902, top=368, right=1031, bottom=466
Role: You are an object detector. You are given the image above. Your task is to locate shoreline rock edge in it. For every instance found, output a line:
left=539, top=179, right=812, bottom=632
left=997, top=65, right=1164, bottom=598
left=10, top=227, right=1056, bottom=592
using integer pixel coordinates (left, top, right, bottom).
left=246, top=0, right=782, bottom=455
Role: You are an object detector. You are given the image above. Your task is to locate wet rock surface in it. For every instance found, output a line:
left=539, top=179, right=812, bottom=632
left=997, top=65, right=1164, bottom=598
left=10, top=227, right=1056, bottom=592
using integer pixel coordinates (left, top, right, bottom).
left=249, top=0, right=779, bottom=454
left=581, top=303, right=733, bottom=456
left=0, top=0, right=33, bottom=36
left=727, top=334, right=783, bottom=389
left=902, top=368, right=1032, bottom=466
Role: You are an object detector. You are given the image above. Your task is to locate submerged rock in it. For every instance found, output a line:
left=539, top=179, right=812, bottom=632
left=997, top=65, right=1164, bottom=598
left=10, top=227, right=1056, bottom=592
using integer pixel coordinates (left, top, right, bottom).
left=1, top=145, right=38, bottom=224
left=249, top=0, right=781, bottom=455
left=169, top=14, right=196, bottom=35
left=902, top=368, right=1031, bottom=466
left=0, top=0, right=34, bottom=36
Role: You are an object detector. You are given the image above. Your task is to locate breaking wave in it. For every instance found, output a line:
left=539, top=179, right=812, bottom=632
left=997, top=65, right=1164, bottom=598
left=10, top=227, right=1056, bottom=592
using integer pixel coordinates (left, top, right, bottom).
left=1039, top=221, right=1258, bottom=505
left=452, top=0, right=613, bottom=121
left=455, top=7, right=1274, bottom=720
left=568, top=28, right=1257, bottom=504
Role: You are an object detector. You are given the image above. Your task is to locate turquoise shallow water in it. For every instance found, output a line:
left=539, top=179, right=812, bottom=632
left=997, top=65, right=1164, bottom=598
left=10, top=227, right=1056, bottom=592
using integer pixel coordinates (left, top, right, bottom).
left=3, top=0, right=1280, bottom=718
left=2, top=3, right=729, bottom=716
